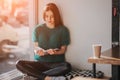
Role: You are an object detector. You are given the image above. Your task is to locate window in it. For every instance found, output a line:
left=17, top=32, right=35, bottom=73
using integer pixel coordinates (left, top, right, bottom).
left=0, top=0, right=37, bottom=79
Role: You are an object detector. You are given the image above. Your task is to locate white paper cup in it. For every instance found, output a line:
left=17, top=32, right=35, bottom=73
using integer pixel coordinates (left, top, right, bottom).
left=92, top=44, right=102, bottom=58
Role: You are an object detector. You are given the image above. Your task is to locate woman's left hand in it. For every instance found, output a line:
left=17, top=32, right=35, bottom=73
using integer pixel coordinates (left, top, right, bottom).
left=47, top=49, right=56, bottom=55
left=47, top=46, right=67, bottom=55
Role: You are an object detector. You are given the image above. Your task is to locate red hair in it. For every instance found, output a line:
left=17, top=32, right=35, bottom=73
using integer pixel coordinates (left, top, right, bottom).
left=43, top=3, right=63, bottom=27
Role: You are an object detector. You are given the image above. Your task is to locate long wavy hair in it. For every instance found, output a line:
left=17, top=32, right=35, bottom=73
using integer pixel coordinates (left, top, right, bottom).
left=43, top=3, right=63, bottom=27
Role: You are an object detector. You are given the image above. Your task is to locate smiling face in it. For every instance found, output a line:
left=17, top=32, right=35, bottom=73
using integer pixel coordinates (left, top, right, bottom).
left=44, top=10, right=55, bottom=28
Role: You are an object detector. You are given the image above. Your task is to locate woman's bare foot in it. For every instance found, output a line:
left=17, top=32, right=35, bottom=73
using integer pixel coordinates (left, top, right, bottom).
left=45, top=76, right=66, bottom=80
left=44, top=76, right=51, bottom=80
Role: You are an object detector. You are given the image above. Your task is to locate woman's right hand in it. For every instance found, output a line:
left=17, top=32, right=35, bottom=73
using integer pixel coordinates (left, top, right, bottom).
left=36, top=49, right=45, bottom=56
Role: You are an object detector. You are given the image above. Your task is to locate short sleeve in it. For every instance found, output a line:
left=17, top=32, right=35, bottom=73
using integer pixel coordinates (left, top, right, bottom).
left=32, top=25, right=39, bottom=42
left=60, top=27, right=70, bottom=46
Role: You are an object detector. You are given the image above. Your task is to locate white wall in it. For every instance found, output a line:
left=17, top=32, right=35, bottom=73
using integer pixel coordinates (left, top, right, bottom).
left=38, top=0, right=112, bottom=77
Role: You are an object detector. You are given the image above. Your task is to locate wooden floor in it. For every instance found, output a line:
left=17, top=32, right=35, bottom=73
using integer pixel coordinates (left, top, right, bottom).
left=0, top=70, right=111, bottom=80
left=0, top=69, right=37, bottom=80
left=0, top=69, right=23, bottom=80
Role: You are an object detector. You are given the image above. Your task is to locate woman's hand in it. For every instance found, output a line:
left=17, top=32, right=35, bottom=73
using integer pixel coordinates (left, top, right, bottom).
left=36, top=49, right=45, bottom=56
left=46, top=49, right=55, bottom=55
left=47, top=46, right=67, bottom=55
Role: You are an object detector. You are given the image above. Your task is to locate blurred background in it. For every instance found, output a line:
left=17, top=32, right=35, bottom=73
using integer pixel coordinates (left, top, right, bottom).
left=0, top=0, right=30, bottom=75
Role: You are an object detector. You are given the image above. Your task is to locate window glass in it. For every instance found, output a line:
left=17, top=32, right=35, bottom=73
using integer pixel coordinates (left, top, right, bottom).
left=0, top=0, right=30, bottom=75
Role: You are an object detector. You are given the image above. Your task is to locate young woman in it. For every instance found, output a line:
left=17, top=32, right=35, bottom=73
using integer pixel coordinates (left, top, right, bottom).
left=16, top=3, right=71, bottom=80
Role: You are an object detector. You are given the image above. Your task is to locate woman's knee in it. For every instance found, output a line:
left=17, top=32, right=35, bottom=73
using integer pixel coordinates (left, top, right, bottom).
left=16, top=60, right=25, bottom=66
left=62, top=62, right=71, bottom=71
left=67, top=63, right=71, bottom=71
left=16, top=60, right=24, bottom=70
